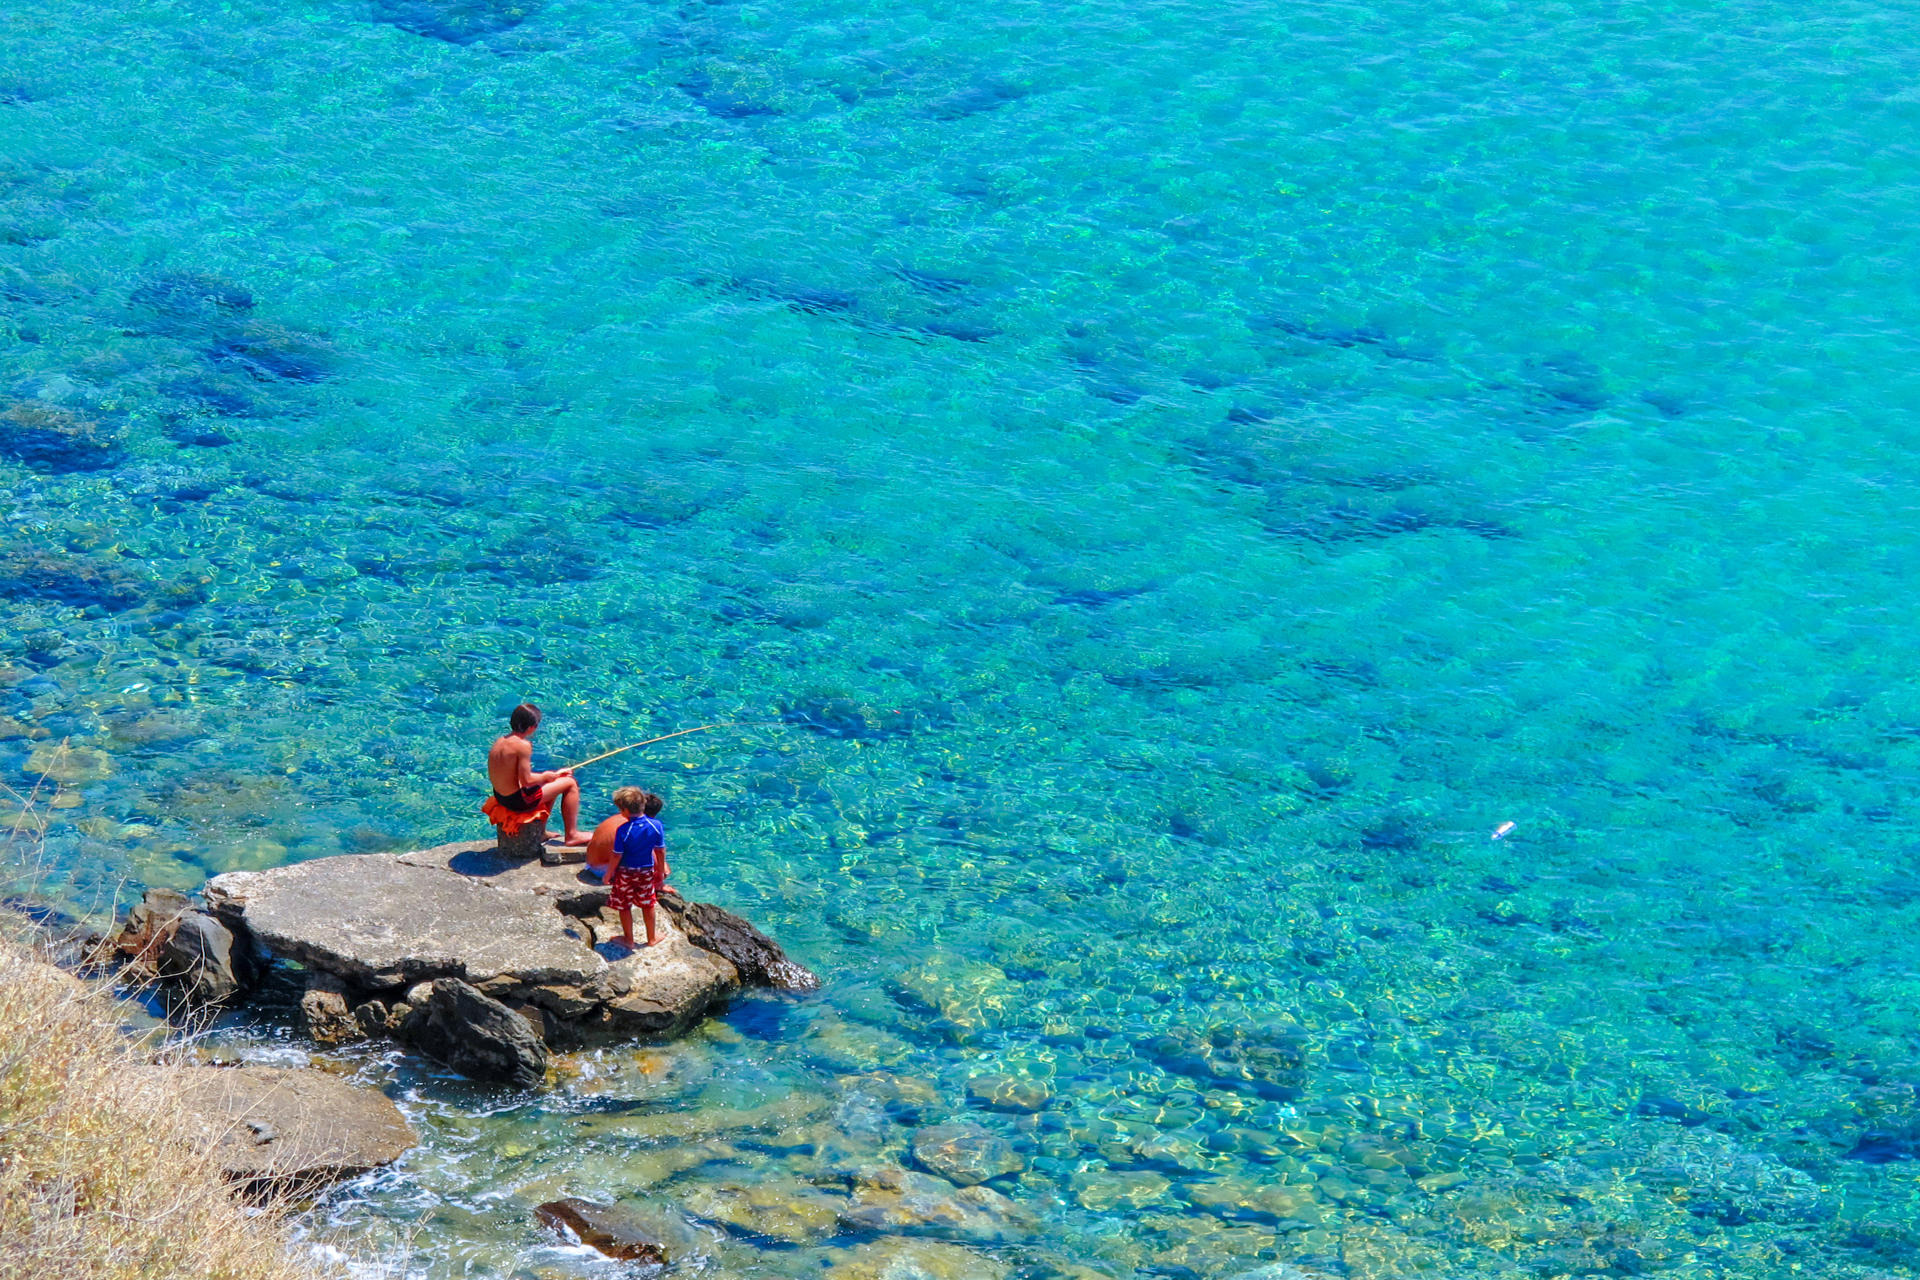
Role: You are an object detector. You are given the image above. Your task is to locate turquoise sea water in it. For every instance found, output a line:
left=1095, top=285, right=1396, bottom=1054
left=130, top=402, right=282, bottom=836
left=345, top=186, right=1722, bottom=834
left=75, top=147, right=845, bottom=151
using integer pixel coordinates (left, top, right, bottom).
left=7, top=0, right=1920, bottom=1273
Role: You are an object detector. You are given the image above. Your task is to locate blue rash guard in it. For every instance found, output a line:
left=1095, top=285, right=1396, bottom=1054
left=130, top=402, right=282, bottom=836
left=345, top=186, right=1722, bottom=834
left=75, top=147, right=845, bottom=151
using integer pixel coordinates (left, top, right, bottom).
left=614, top=814, right=664, bottom=872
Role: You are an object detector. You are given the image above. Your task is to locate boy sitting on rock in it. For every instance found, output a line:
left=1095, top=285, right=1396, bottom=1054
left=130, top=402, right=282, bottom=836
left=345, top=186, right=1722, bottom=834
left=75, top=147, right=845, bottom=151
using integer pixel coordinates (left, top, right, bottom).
left=593, top=786, right=668, bottom=949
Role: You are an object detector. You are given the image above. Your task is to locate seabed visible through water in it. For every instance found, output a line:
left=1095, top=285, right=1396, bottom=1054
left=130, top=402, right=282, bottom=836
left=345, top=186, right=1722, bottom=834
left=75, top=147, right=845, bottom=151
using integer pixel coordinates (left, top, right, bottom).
left=5, top=0, right=1920, bottom=1273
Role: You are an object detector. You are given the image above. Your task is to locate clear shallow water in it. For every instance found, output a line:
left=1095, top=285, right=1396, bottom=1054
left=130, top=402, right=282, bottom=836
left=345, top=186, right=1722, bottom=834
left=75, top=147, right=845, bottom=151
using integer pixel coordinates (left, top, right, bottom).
left=6, top=0, right=1920, bottom=1273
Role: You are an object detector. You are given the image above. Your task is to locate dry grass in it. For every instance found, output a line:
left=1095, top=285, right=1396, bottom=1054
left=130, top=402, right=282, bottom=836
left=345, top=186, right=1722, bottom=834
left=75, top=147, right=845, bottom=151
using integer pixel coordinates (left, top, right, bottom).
left=0, top=750, right=334, bottom=1280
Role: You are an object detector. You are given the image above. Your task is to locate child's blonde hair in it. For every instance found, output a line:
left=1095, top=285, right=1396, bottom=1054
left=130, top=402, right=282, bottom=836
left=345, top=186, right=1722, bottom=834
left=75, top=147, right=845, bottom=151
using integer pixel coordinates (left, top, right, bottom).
left=612, top=785, right=645, bottom=814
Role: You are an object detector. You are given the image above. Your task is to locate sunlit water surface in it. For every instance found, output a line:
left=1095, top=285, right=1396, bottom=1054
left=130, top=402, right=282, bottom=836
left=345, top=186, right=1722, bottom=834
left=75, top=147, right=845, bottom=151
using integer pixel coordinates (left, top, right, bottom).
left=6, top=0, right=1920, bottom=1274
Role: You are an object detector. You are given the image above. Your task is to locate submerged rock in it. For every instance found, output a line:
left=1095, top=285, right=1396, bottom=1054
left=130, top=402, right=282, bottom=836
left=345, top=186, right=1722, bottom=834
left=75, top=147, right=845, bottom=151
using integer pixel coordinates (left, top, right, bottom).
left=840, top=1165, right=1036, bottom=1243
left=912, top=1124, right=1025, bottom=1186
left=398, top=977, right=548, bottom=1087
left=144, top=1065, right=415, bottom=1196
left=0, top=401, right=124, bottom=472
left=0, top=549, right=146, bottom=611
left=964, top=1073, right=1051, bottom=1114
left=372, top=0, right=541, bottom=44
left=824, top=1237, right=1011, bottom=1280
left=534, top=1197, right=669, bottom=1262
left=680, top=1179, right=846, bottom=1243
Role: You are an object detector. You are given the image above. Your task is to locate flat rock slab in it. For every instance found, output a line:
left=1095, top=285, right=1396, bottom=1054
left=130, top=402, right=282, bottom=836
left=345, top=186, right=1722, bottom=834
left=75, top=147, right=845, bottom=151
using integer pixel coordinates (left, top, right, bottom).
left=141, top=1065, right=415, bottom=1193
left=207, top=850, right=596, bottom=989
left=205, top=843, right=781, bottom=1048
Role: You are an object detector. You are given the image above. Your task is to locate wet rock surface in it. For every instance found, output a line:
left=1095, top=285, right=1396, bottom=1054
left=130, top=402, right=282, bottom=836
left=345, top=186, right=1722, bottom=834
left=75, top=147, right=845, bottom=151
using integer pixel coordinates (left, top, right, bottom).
left=143, top=1065, right=415, bottom=1195
left=533, top=1196, right=669, bottom=1262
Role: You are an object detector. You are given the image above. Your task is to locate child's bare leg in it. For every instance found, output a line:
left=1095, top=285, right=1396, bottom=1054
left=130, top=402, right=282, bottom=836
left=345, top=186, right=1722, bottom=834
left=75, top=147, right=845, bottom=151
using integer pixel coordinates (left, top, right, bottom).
left=618, top=905, right=636, bottom=948
left=642, top=902, right=660, bottom=947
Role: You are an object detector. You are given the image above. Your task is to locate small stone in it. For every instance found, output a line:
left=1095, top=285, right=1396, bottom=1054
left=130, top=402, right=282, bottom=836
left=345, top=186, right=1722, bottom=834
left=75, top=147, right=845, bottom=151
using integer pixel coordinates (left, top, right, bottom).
left=913, top=1124, right=1026, bottom=1186
left=534, top=1198, right=668, bottom=1263
left=965, top=1073, right=1052, bottom=1114
left=301, top=973, right=363, bottom=1045
left=823, top=1237, right=1011, bottom=1280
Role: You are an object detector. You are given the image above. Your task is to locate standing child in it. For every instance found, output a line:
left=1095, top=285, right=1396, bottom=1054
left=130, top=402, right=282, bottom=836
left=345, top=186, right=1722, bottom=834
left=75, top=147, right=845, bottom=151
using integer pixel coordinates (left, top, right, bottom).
left=607, top=786, right=669, bottom=949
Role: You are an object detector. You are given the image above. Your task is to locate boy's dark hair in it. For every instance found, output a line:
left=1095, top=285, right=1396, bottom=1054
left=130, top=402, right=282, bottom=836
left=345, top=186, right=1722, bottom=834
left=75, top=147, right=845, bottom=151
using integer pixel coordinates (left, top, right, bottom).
left=509, top=703, right=541, bottom=733
left=639, top=790, right=663, bottom=817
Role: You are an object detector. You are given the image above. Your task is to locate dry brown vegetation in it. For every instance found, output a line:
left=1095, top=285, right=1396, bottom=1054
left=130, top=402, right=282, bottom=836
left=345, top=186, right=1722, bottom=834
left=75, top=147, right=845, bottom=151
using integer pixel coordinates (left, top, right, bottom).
left=0, top=750, right=329, bottom=1280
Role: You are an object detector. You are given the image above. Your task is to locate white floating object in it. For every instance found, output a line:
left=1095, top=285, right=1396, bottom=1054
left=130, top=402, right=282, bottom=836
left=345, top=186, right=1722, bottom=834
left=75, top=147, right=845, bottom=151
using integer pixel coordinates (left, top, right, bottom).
left=1491, top=821, right=1516, bottom=841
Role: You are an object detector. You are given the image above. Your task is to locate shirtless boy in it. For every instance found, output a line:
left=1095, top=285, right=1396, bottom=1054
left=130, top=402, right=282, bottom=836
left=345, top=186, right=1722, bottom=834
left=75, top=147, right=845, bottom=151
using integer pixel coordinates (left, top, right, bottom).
left=599, top=786, right=669, bottom=949
left=486, top=703, right=588, bottom=846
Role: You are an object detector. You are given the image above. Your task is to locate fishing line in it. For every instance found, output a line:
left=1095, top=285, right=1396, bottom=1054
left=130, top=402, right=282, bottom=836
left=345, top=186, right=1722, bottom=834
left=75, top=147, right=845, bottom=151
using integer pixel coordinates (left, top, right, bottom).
left=564, top=722, right=784, bottom=771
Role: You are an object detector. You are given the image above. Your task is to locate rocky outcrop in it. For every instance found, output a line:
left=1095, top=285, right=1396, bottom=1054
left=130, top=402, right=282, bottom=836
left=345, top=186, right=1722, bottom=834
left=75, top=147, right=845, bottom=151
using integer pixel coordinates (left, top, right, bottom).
left=396, top=978, right=548, bottom=1087
left=201, top=842, right=814, bottom=1073
left=534, top=1198, right=669, bottom=1262
left=142, top=1065, right=415, bottom=1197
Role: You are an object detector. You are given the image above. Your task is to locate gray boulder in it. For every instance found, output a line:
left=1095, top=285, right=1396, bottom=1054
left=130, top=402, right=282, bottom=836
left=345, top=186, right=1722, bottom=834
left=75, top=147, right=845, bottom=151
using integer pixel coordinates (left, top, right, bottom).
left=143, top=1065, right=415, bottom=1197
left=398, top=977, right=548, bottom=1087
left=203, top=842, right=799, bottom=1056
left=112, top=888, right=249, bottom=1007
left=667, top=892, right=820, bottom=992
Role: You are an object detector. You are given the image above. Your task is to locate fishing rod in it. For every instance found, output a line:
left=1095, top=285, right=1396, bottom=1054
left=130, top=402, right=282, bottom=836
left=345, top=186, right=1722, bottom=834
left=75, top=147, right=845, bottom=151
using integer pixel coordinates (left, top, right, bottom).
left=564, top=721, right=779, bottom=771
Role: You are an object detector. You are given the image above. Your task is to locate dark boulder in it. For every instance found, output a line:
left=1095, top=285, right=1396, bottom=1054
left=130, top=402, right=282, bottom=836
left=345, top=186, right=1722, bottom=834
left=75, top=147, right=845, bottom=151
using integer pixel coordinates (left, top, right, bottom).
left=398, top=977, right=548, bottom=1087
left=108, top=888, right=252, bottom=1007
left=535, top=1197, right=669, bottom=1262
left=157, top=909, right=246, bottom=1005
left=667, top=891, right=819, bottom=991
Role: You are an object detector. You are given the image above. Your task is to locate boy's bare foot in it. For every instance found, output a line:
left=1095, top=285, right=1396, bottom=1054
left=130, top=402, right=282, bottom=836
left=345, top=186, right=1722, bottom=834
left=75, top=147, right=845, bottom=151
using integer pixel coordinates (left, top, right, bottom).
left=561, top=831, right=591, bottom=847
left=619, top=936, right=637, bottom=950
left=643, top=936, right=663, bottom=948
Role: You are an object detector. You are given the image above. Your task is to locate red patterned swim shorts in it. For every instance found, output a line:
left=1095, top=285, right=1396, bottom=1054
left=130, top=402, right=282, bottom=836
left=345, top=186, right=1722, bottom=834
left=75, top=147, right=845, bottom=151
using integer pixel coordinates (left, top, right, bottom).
left=608, top=864, right=658, bottom=912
